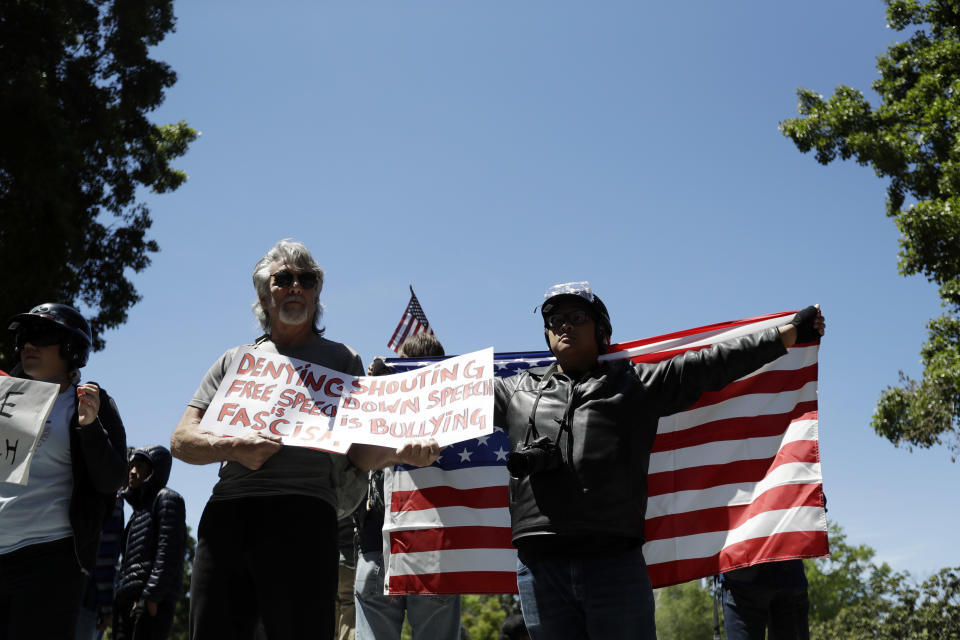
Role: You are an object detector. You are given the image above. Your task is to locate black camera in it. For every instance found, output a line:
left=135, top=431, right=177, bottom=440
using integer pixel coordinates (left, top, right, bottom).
left=506, top=436, right=563, bottom=479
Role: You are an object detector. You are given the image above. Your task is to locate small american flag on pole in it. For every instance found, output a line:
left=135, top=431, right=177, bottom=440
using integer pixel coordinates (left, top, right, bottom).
left=381, top=311, right=828, bottom=594
left=387, top=286, right=436, bottom=354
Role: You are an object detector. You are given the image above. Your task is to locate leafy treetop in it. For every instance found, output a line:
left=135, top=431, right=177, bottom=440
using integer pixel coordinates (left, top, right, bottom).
left=0, top=0, right=196, bottom=369
left=780, top=0, right=960, bottom=460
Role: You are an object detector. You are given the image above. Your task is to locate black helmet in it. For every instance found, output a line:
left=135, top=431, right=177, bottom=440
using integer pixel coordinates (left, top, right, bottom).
left=8, top=303, right=93, bottom=369
left=540, top=281, right=612, bottom=351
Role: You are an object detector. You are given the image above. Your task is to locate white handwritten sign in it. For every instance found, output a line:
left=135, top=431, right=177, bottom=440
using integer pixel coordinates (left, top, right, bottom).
left=198, top=348, right=495, bottom=453
left=0, top=377, right=60, bottom=485
left=335, top=348, right=494, bottom=448
left=198, top=348, right=356, bottom=453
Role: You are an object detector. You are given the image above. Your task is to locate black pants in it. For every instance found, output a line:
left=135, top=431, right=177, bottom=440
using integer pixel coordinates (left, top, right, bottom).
left=189, top=495, right=338, bottom=640
left=0, top=538, right=84, bottom=640
left=722, top=581, right=810, bottom=640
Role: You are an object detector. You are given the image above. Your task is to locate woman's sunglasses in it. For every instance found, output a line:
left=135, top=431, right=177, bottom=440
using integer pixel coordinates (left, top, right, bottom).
left=271, top=270, right=319, bottom=289
left=16, top=323, right=67, bottom=348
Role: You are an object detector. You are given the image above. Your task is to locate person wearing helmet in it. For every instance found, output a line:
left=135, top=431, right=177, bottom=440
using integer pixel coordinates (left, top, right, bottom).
left=494, top=282, right=825, bottom=640
left=0, top=303, right=128, bottom=638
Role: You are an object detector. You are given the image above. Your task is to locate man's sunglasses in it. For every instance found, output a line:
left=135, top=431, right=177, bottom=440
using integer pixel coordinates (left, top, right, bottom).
left=16, top=323, right=67, bottom=348
left=546, top=310, right=591, bottom=329
left=271, top=270, right=319, bottom=289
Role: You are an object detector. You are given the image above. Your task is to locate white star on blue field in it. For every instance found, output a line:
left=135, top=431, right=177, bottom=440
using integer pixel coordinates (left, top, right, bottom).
left=399, top=426, right=510, bottom=472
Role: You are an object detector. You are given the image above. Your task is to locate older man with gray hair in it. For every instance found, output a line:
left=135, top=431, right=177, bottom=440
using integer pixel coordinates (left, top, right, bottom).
left=171, top=239, right=439, bottom=640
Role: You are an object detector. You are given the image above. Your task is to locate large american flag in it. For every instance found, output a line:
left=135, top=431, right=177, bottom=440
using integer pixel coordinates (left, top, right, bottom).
left=387, top=286, right=436, bottom=354
left=381, top=311, right=828, bottom=594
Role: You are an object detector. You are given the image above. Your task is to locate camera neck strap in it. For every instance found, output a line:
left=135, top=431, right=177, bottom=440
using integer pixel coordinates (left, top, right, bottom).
left=523, top=364, right=566, bottom=447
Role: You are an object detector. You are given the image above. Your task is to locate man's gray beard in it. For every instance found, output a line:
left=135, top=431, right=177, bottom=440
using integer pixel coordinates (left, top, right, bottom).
left=277, top=305, right=310, bottom=326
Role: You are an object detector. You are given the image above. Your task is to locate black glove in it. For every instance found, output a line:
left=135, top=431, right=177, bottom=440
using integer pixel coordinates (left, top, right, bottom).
left=790, top=306, right=820, bottom=343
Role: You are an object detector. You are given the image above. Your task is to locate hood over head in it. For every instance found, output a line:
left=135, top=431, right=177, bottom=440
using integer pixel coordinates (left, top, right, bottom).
left=124, top=444, right=172, bottom=506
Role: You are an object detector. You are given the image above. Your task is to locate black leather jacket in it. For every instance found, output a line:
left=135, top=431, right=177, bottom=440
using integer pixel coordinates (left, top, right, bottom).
left=69, top=385, right=128, bottom=572
left=494, top=327, right=786, bottom=549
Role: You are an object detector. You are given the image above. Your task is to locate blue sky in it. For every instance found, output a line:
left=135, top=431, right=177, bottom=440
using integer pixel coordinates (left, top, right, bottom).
left=80, top=1, right=957, bottom=578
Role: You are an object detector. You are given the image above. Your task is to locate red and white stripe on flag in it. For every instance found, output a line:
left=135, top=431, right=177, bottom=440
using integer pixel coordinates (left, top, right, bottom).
left=387, top=288, right=436, bottom=354
left=382, top=310, right=828, bottom=594
left=384, top=463, right=517, bottom=594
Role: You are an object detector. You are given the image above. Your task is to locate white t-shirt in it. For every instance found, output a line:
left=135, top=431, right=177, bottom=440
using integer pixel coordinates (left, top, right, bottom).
left=0, top=387, right=75, bottom=553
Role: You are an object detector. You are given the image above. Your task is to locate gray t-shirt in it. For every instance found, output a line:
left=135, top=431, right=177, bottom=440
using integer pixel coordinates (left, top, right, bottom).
left=190, top=334, right=364, bottom=508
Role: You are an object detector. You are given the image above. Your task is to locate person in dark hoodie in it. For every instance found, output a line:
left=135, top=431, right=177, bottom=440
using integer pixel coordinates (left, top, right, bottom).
left=114, top=445, right=186, bottom=640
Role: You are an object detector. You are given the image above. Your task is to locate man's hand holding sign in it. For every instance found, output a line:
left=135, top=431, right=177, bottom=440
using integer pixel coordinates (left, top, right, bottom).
left=351, top=438, right=443, bottom=473
left=173, top=405, right=283, bottom=471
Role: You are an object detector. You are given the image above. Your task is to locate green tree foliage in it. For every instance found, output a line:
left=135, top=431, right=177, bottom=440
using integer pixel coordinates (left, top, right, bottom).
left=803, top=522, right=960, bottom=639
left=654, top=580, right=717, bottom=640
left=812, top=565, right=960, bottom=639
left=0, top=0, right=196, bottom=369
left=461, top=594, right=521, bottom=640
left=779, top=0, right=960, bottom=460
left=804, top=523, right=882, bottom=624
left=391, top=594, right=518, bottom=640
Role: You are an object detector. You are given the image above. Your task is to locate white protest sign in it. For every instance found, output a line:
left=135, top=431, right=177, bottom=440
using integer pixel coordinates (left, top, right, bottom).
left=198, top=348, right=357, bottom=454
left=334, top=348, right=494, bottom=448
left=198, top=347, right=496, bottom=454
left=0, top=377, right=60, bottom=485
